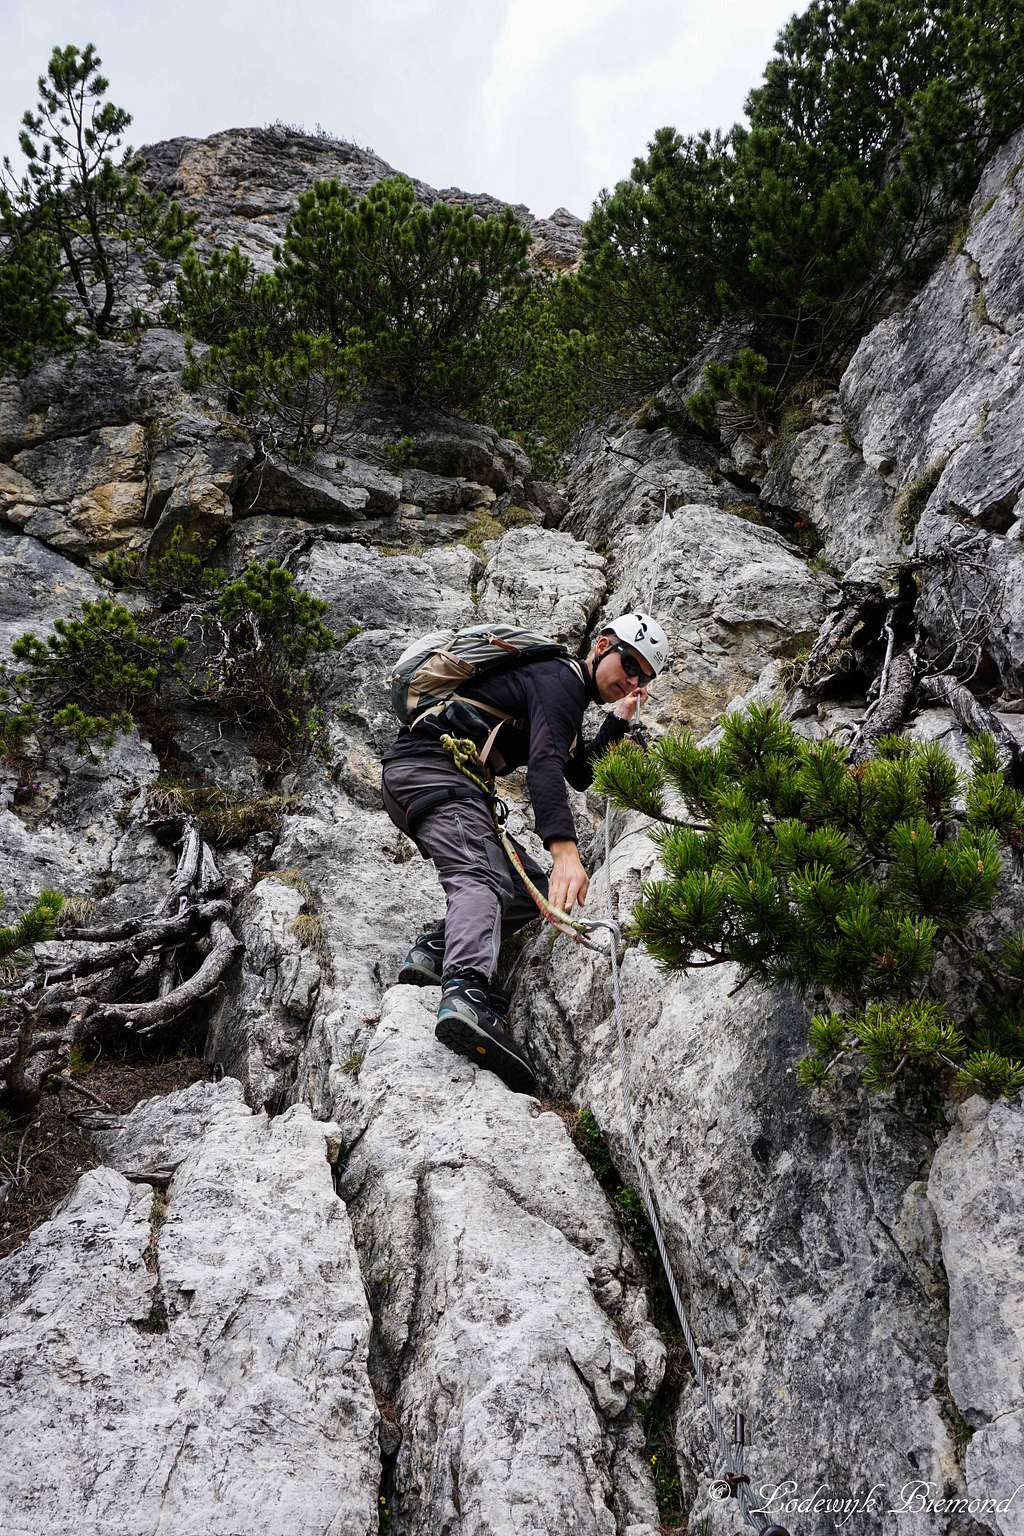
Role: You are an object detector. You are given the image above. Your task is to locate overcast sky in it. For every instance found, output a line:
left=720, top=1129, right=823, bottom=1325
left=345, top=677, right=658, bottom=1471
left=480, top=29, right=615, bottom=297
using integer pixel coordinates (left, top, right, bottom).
left=3, top=0, right=799, bottom=219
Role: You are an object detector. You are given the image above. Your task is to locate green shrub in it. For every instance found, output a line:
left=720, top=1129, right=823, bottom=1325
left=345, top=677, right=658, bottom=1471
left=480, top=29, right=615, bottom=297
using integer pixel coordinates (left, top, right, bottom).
left=532, top=1, right=1024, bottom=446
left=380, top=437, right=419, bottom=471
left=200, top=561, right=335, bottom=769
left=2, top=554, right=337, bottom=774
left=175, top=175, right=533, bottom=446
left=0, top=887, right=63, bottom=969
left=0, top=209, right=70, bottom=373
left=595, top=705, right=1024, bottom=1098
left=686, top=348, right=774, bottom=432
left=0, top=599, right=186, bottom=757
left=104, top=525, right=226, bottom=598
left=0, top=42, right=192, bottom=359
left=277, top=176, right=531, bottom=408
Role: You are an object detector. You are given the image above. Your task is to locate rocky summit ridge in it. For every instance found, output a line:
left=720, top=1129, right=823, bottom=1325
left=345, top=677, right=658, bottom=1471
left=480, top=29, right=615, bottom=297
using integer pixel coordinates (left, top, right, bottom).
left=1, top=124, right=1023, bottom=1536
left=143, top=124, right=585, bottom=272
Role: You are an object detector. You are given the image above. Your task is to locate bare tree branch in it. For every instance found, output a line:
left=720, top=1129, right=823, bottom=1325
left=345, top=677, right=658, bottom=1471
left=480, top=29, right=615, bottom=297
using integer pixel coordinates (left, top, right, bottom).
left=918, top=673, right=1024, bottom=780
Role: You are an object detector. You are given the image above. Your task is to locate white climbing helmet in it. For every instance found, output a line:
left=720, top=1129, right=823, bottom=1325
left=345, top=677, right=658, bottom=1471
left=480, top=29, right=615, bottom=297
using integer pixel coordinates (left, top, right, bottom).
left=602, top=612, right=670, bottom=677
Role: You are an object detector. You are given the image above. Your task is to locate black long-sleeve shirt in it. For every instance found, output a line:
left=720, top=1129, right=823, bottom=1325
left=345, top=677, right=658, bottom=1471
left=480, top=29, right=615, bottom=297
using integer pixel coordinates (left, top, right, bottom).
left=380, top=657, right=629, bottom=846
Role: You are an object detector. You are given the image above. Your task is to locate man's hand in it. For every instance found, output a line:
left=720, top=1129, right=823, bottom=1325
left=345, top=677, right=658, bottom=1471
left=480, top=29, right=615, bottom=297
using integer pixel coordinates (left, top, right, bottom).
left=612, top=685, right=649, bottom=721
left=547, top=839, right=589, bottom=920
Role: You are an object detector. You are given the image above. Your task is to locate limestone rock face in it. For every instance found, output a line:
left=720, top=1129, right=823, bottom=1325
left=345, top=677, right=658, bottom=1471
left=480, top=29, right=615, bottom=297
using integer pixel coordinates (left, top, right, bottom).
left=142, top=126, right=584, bottom=275
left=0, top=1090, right=378, bottom=1536
left=0, top=531, right=171, bottom=923
left=841, top=127, right=1024, bottom=497
left=476, top=525, right=608, bottom=647
left=343, top=987, right=662, bottom=1536
left=87, top=1076, right=251, bottom=1177
left=6, top=423, right=148, bottom=558
left=0, top=528, right=108, bottom=659
left=564, top=420, right=750, bottom=548
left=760, top=422, right=900, bottom=571
left=603, top=503, right=836, bottom=738
left=517, top=835, right=962, bottom=1536
left=237, top=451, right=403, bottom=525
left=838, top=127, right=1023, bottom=682
left=204, top=876, right=324, bottom=1110
left=530, top=205, right=586, bottom=269
left=4, top=120, right=1024, bottom=1536
left=762, top=125, right=1024, bottom=608
left=0, top=330, right=253, bottom=568
left=560, top=421, right=836, bottom=736
left=929, top=1097, right=1024, bottom=1535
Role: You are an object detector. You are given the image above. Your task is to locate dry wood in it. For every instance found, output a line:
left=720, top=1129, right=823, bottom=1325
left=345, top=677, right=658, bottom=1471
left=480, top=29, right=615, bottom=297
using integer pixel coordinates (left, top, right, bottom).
left=43, top=899, right=232, bottom=984
left=918, top=672, right=1024, bottom=778
left=94, top=918, right=242, bottom=1030
left=2, top=812, right=242, bottom=1117
left=785, top=573, right=890, bottom=714
left=849, top=650, right=917, bottom=762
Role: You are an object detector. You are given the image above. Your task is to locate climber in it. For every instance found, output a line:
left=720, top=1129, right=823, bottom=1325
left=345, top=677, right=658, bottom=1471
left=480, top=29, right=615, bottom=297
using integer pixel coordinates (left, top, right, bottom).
left=380, top=612, right=670, bottom=1093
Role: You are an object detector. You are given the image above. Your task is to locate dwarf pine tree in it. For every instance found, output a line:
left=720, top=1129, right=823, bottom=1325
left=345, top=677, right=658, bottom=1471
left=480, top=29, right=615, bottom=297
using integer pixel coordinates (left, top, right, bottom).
left=1, top=553, right=337, bottom=773
left=206, top=561, right=335, bottom=767
left=535, top=0, right=1024, bottom=448
left=594, top=705, right=1024, bottom=1099
left=0, top=42, right=192, bottom=357
left=0, top=203, right=71, bottom=373
left=175, top=175, right=532, bottom=446
left=0, top=889, right=64, bottom=965
left=0, top=598, right=188, bottom=758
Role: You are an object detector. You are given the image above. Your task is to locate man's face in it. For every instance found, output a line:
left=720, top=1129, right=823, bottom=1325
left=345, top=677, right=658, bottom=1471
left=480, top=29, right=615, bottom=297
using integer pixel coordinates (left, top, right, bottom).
left=593, top=636, right=655, bottom=704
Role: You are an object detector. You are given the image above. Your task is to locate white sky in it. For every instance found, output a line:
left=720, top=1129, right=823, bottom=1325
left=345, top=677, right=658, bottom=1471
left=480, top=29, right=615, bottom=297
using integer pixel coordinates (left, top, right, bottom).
left=2, top=0, right=799, bottom=219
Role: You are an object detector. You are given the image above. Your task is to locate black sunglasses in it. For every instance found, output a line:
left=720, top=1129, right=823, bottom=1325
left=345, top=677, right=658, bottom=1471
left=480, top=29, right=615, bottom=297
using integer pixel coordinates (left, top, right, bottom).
left=611, top=644, right=653, bottom=684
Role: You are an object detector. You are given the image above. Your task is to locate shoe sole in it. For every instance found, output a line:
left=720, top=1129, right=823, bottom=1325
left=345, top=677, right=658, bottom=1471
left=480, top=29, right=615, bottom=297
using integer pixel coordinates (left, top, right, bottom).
left=397, top=962, right=442, bottom=987
left=435, top=1012, right=536, bottom=1095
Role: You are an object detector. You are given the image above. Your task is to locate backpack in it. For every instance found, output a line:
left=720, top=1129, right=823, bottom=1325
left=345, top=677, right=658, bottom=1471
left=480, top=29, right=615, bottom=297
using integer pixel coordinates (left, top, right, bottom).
left=387, top=623, right=576, bottom=762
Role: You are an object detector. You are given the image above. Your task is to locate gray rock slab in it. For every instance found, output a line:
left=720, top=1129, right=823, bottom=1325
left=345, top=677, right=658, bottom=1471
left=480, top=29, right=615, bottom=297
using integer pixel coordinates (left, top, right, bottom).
left=260, top=792, right=448, bottom=1123
left=0, top=529, right=107, bottom=661
left=929, top=1096, right=1024, bottom=1531
left=0, top=730, right=167, bottom=919
left=298, top=539, right=480, bottom=633
left=0, top=1097, right=378, bottom=1536
left=87, top=1077, right=248, bottom=1177
left=600, top=504, right=837, bottom=738
left=840, top=125, right=1023, bottom=518
left=0, top=330, right=189, bottom=455
left=205, top=876, right=323, bottom=1110
left=336, top=397, right=528, bottom=492
left=476, top=524, right=608, bottom=647
left=760, top=423, right=901, bottom=571
left=238, top=453, right=402, bottom=522
left=342, top=985, right=662, bottom=1536
left=516, top=825, right=968, bottom=1536
left=564, top=421, right=745, bottom=548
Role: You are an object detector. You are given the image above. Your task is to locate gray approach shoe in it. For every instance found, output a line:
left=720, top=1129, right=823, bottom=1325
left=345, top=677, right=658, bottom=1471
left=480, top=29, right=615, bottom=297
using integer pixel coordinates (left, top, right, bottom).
left=397, top=930, right=446, bottom=986
left=435, top=972, right=536, bottom=1095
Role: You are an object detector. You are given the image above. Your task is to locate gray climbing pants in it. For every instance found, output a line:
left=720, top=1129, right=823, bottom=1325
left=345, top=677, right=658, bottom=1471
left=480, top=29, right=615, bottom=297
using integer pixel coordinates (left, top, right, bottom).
left=381, top=755, right=549, bottom=979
